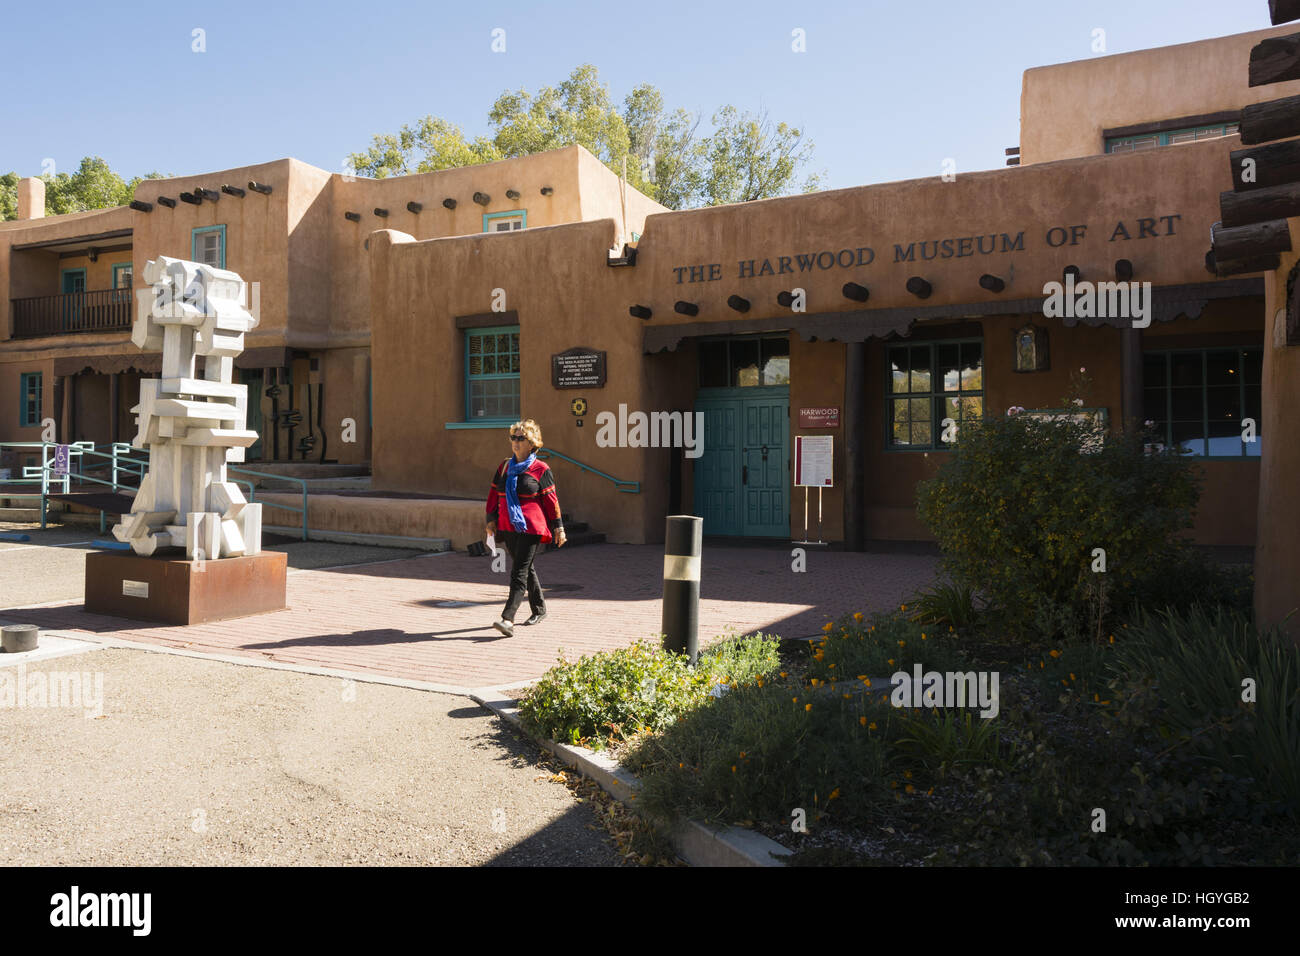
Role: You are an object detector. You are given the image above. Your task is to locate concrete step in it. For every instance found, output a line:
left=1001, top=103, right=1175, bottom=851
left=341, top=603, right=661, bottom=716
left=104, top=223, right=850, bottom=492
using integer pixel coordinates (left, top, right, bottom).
left=258, top=476, right=373, bottom=492
left=239, top=462, right=370, bottom=481
left=0, top=507, right=43, bottom=521
left=548, top=530, right=605, bottom=550
left=263, top=525, right=451, bottom=551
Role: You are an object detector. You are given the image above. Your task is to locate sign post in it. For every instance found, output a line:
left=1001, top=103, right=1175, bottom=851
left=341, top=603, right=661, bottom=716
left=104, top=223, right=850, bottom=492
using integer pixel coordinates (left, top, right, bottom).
left=793, top=435, right=833, bottom=545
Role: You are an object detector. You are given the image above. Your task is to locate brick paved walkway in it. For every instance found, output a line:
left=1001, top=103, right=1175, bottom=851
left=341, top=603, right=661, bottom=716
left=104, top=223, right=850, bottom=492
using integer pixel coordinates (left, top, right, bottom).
left=1, top=544, right=937, bottom=692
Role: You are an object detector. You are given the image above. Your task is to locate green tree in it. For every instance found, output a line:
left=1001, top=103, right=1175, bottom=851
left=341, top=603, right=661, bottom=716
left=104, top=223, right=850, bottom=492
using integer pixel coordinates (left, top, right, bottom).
left=703, top=106, right=822, bottom=205
left=1, top=157, right=167, bottom=220
left=348, top=65, right=818, bottom=210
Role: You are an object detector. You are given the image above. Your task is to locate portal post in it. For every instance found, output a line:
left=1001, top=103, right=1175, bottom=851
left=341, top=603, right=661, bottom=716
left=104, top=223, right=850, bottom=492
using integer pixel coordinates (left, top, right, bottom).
left=662, top=515, right=702, bottom=661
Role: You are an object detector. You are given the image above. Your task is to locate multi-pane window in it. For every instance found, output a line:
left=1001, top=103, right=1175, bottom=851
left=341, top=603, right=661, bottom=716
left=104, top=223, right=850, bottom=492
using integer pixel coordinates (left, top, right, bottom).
left=466, top=326, right=520, bottom=421
left=192, top=225, right=226, bottom=268
left=484, top=211, right=525, bottom=232
left=19, top=372, right=42, bottom=428
left=1143, top=348, right=1262, bottom=457
left=698, top=336, right=790, bottom=388
left=1106, top=123, right=1238, bottom=154
left=887, top=340, right=983, bottom=449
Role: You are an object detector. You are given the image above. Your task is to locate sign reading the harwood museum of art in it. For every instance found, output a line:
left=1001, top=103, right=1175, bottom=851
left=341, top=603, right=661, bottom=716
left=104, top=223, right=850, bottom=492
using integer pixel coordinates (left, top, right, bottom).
left=552, top=347, right=607, bottom=388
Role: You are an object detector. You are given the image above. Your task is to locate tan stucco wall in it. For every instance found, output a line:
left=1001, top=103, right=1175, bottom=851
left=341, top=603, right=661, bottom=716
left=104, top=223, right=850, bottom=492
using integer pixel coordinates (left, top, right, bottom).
left=1257, top=253, right=1300, bottom=639
left=369, top=135, right=1264, bottom=544
left=1021, top=24, right=1300, bottom=165
left=1, top=205, right=132, bottom=339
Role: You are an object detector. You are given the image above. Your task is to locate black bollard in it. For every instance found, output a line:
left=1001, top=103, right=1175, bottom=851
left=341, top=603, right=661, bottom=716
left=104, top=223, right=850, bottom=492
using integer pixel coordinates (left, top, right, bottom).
left=662, top=515, right=702, bottom=661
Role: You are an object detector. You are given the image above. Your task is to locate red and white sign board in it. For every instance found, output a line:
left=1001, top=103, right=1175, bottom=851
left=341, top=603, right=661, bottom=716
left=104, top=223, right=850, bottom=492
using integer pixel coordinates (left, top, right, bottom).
left=794, top=435, right=833, bottom=487
left=798, top=407, right=840, bottom=428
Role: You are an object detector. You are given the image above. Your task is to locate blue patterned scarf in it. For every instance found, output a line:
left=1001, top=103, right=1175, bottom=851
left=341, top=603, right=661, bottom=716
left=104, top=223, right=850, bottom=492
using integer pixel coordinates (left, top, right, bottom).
left=505, top=453, right=536, bottom=531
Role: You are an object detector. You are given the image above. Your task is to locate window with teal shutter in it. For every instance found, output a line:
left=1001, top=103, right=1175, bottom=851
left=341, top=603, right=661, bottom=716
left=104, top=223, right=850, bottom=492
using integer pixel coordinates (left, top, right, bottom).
left=19, top=372, right=42, bottom=428
left=465, top=326, right=520, bottom=421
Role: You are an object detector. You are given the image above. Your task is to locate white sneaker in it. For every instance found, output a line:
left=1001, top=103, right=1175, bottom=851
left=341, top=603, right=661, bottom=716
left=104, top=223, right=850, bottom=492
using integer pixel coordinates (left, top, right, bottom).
left=492, top=619, right=514, bottom=637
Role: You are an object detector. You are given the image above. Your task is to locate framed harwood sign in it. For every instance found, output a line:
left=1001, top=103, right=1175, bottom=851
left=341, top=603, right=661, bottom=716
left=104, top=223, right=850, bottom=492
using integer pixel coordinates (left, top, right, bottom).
left=552, top=347, right=607, bottom=388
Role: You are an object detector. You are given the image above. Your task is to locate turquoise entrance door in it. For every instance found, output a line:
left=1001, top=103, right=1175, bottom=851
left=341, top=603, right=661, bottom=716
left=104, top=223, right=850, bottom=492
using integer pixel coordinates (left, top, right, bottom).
left=694, top=386, right=789, bottom=536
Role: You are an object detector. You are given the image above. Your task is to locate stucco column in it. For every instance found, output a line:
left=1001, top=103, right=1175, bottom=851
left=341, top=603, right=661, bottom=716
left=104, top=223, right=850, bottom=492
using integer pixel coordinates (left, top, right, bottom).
left=843, top=341, right=866, bottom=551
left=1256, top=253, right=1300, bottom=641
left=1120, top=327, right=1143, bottom=431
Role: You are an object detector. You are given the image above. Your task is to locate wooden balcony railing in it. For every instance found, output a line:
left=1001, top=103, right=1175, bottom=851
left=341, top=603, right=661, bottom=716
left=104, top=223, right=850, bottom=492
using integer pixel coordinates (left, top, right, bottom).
left=11, top=288, right=134, bottom=339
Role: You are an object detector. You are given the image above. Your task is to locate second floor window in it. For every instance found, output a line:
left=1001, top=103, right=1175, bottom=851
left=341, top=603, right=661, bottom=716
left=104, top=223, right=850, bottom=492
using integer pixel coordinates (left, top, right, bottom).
left=1106, top=122, right=1238, bottom=154
left=484, top=211, right=525, bottom=232
left=192, top=225, right=226, bottom=268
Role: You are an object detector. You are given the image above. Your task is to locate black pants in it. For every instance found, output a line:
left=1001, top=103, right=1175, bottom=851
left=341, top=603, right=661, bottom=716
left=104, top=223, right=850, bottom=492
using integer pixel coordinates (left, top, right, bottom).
left=499, top=530, right=545, bottom=622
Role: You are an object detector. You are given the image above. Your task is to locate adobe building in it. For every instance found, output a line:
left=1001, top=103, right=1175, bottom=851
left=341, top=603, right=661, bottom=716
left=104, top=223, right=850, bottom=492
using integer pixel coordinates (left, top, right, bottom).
left=0, top=146, right=664, bottom=473
left=365, top=26, right=1299, bottom=633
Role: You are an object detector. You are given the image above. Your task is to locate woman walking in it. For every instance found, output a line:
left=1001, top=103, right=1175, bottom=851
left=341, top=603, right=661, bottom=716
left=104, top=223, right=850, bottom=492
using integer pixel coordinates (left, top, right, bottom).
left=484, top=419, right=566, bottom=637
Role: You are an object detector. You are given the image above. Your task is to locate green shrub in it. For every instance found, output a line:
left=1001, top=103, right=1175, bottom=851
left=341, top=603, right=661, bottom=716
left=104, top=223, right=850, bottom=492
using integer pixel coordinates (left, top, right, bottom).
left=908, top=580, right=980, bottom=630
left=915, top=411, right=1200, bottom=640
left=624, top=680, right=898, bottom=829
left=807, top=611, right=967, bottom=683
left=516, top=634, right=780, bottom=749
left=1107, top=605, right=1300, bottom=809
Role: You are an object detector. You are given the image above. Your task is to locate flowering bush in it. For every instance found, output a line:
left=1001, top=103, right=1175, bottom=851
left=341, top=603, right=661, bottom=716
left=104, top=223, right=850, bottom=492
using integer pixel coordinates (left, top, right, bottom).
left=517, top=634, right=780, bottom=749
left=915, top=411, right=1200, bottom=640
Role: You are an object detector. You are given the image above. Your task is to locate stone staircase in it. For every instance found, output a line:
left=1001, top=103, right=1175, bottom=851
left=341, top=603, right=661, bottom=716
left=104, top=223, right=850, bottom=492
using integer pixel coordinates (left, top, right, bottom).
left=547, top=512, right=606, bottom=551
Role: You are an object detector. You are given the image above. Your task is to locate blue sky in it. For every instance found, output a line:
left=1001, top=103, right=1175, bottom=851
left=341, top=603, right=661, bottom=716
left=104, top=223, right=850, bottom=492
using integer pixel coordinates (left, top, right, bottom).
left=0, top=0, right=1278, bottom=193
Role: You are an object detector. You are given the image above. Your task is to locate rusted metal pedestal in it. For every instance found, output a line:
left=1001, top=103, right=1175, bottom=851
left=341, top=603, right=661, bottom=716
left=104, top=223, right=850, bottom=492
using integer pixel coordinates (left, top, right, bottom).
left=85, top=550, right=287, bottom=626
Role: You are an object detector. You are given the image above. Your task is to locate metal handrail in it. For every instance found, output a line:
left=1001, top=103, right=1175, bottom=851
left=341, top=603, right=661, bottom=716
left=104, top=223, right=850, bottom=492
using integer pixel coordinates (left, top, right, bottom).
left=537, top=447, right=640, bottom=493
left=1, top=442, right=308, bottom=541
left=228, top=466, right=309, bottom=541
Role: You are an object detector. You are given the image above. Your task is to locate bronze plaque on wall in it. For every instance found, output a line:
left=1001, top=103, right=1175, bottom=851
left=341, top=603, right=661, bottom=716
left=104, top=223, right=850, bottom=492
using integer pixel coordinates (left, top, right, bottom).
left=552, top=347, right=607, bottom=388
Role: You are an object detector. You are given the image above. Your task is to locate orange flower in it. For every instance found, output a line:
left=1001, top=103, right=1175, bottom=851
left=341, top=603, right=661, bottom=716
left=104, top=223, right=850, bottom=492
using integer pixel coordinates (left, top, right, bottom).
left=828, top=788, right=840, bottom=800
left=905, top=784, right=915, bottom=794
left=859, top=716, right=868, bottom=726
left=868, top=722, right=878, bottom=731
left=853, top=612, right=864, bottom=622
left=822, top=623, right=833, bottom=633
left=731, top=765, right=737, bottom=773
left=804, top=703, right=812, bottom=712
left=843, top=693, right=851, bottom=699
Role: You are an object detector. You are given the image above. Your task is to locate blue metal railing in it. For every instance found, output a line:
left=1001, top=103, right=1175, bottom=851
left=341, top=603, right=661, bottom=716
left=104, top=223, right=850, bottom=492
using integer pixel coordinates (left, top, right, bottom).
left=537, top=447, right=640, bottom=493
left=0, top=442, right=308, bottom=541
left=227, top=465, right=309, bottom=541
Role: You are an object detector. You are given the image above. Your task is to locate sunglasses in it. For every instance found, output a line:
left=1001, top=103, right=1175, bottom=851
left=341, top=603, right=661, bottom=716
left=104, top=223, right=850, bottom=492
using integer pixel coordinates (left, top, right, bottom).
left=510, top=435, right=528, bottom=441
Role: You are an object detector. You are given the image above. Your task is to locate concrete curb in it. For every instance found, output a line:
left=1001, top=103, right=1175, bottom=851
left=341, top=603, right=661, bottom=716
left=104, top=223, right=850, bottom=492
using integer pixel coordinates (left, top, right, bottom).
left=469, top=693, right=792, bottom=868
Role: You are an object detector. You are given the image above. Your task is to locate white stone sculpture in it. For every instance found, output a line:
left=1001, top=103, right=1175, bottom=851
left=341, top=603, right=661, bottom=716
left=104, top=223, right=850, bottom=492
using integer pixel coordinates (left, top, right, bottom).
left=112, top=256, right=262, bottom=559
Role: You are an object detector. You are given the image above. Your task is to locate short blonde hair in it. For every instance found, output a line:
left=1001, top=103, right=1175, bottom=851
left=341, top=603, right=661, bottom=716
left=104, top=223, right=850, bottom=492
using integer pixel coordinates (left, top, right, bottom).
left=510, top=419, right=544, bottom=450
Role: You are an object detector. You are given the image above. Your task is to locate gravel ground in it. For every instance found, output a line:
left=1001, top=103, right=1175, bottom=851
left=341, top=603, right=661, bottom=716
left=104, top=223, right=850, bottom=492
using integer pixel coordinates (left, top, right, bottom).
left=0, top=520, right=441, bottom=608
left=0, top=647, right=622, bottom=866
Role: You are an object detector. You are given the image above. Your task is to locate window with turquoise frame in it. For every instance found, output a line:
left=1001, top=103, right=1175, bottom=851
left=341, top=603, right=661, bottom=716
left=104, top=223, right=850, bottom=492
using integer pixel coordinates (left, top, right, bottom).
left=1106, top=122, right=1239, bottom=153
left=483, top=210, right=526, bottom=232
left=887, top=340, right=983, bottom=449
left=192, top=225, right=226, bottom=268
left=1142, top=347, right=1262, bottom=458
left=19, top=372, right=42, bottom=428
left=465, top=326, right=520, bottom=421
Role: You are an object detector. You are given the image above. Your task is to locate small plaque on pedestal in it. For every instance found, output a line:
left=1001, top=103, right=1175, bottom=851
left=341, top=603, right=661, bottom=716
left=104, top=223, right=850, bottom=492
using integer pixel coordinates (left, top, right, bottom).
left=85, top=550, right=287, bottom=626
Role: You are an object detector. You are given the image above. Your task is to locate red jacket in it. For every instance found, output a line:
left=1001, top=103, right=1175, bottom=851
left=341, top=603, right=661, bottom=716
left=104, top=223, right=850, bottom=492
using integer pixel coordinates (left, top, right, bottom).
left=486, top=457, right=563, bottom=543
